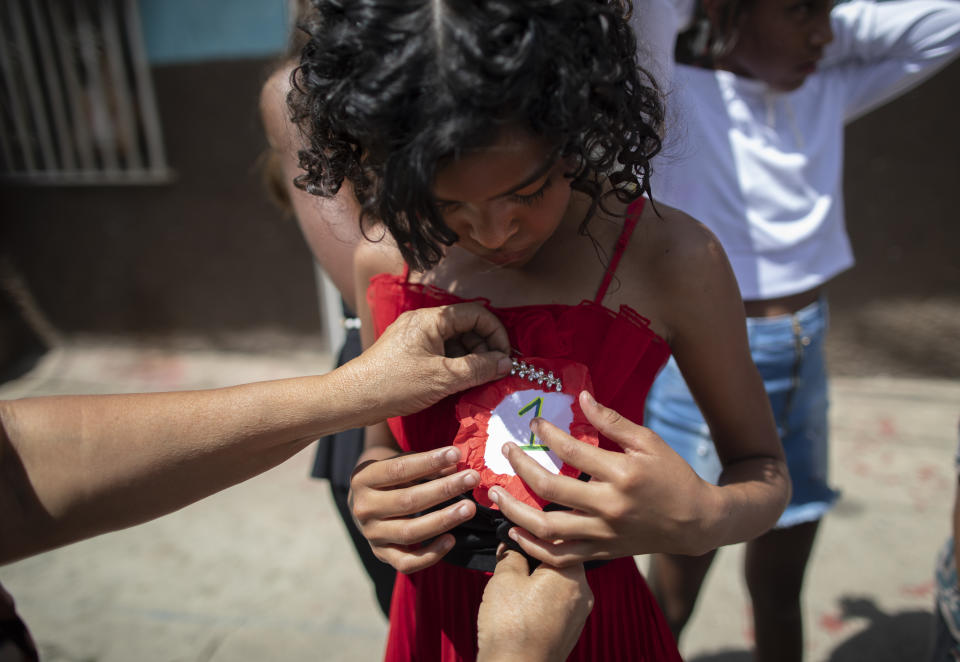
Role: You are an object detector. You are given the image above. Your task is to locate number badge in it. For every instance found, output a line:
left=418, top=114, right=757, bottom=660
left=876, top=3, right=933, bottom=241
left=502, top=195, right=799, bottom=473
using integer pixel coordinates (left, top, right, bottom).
left=452, top=357, right=599, bottom=509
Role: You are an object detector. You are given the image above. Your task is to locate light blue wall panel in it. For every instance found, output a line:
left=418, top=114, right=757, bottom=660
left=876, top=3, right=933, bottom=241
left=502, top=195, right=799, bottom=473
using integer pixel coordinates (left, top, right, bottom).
left=141, top=0, right=289, bottom=64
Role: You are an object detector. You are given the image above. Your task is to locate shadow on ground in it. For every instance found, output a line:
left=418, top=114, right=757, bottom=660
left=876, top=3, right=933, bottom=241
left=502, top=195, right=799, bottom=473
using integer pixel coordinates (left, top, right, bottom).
left=686, top=597, right=934, bottom=662
left=826, top=597, right=933, bottom=662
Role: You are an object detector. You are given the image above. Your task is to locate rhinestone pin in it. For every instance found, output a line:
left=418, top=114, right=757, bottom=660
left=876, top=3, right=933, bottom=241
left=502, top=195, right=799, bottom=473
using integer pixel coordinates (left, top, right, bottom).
left=510, top=358, right=562, bottom=392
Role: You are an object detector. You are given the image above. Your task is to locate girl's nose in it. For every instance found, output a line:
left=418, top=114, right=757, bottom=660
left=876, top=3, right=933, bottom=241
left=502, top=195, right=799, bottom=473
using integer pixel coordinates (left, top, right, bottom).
left=469, top=208, right=519, bottom=250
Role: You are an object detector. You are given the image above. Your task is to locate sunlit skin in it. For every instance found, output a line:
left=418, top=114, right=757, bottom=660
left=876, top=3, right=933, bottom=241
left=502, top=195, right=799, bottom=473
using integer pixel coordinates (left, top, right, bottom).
left=711, top=0, right=834, bottom=91
left=432, top=129, right=575, bottom=269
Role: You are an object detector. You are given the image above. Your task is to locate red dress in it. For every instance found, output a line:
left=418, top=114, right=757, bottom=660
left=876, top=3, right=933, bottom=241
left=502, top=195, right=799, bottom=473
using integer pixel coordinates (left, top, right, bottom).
left=367, top=199, right=681, bottom=661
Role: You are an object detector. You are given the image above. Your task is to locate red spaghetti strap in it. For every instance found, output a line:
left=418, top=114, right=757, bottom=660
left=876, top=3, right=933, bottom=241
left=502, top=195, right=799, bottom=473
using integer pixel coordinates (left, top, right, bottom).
left=594, top=197, right=645, bottom=303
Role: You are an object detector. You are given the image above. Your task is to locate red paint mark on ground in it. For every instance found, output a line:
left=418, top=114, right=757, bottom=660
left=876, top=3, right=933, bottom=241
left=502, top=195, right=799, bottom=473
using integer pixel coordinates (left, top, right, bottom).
left=878, top=417, right=897, bottom=437
left=900, top=581, right=934, bottom=598
left=853, top=462, right=871, bottom=476
left=818, top=612, right=846, bottom=633
left=917, top=465, right=937, bottom=481
left=129, top=357, right=186, bottom=389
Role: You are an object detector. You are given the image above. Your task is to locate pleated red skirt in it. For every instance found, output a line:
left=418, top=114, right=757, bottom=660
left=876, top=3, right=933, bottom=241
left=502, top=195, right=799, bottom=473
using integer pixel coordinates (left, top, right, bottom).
left=383, top=557, right=682, bottom=661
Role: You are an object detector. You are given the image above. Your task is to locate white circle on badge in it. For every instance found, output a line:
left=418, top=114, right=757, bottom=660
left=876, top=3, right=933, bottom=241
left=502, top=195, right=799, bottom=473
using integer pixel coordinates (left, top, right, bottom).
left=484, top=389, right=575, bottom=476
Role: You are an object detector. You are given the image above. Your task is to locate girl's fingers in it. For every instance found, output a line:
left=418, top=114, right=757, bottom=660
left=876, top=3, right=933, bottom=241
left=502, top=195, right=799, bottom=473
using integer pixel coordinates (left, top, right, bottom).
left=529, top=417, right=618, bottom=481
left=500, top=442, right=597, bottom=511
left=375, top=534, right=457, bottom=575
left=366, top=499, right=477, bottom=546
left=578, top=391, right=653, bottom=454
left=355, top=469, right=479, bottom=520
left=355, top=447, right=463, bottom=489
left=489, top=486, right=611, bottom=542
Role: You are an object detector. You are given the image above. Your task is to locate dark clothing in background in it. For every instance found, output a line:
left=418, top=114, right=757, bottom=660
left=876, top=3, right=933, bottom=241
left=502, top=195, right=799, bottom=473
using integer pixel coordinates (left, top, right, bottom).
left=310, top=304, right=396, bottom=617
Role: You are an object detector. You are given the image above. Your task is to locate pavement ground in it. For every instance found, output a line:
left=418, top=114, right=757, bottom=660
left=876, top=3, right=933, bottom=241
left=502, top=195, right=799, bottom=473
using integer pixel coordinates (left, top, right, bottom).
left=0, top=344, right=957, bottom=662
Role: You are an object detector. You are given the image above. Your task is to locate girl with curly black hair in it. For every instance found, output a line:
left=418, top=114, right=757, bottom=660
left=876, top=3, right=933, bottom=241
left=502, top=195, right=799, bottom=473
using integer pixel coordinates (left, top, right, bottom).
left=287, top=1, right=789, bottom=660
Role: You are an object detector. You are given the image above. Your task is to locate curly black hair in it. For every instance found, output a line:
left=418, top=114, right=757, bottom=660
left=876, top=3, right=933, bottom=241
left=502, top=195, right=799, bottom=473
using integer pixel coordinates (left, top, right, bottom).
left=289, top=0, right=664, bottom=271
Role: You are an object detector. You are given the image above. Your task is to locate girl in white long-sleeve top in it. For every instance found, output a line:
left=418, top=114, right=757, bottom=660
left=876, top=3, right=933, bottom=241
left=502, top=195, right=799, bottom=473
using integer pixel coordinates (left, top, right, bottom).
left=643, top=1, right=960, bottom=660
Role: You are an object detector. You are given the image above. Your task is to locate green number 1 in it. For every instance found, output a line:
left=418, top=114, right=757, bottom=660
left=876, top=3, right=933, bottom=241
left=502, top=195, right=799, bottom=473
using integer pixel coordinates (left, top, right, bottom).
left=517, top=396, right=549, bottom=450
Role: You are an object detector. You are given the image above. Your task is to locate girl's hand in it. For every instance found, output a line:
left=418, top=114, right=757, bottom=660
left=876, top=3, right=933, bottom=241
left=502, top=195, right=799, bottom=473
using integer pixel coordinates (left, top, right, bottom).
left=349, top=446, right=480, bottom=573
left=488, top=391, right=722, bottom=566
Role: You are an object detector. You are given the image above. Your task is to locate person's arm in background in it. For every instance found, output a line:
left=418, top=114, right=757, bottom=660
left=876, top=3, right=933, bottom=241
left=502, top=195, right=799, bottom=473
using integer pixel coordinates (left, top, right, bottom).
left=260, top=63, right=365, bottom=312
left=0, top=303, right=511, bottom=565
left=476, top=549, right=593, bottom=662
left=824, top=0, right=960, bottom=122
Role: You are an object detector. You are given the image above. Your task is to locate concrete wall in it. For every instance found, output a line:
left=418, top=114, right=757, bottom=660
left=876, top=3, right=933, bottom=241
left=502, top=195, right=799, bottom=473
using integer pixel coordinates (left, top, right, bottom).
left=829, top=59, right=960, bottom=378
left=1, top=58, right=958, bottom=376
left=0, top=58, right=323, bottom=353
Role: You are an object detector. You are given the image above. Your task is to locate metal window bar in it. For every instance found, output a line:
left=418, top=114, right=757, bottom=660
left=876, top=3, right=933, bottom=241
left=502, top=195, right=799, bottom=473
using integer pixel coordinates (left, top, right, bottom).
left=0, top=0, right=170, bottom=185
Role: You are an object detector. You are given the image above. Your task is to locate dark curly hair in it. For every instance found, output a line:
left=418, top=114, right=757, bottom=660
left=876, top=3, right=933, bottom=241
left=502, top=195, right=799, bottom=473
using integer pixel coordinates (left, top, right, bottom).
left=289, top=0, right=664, bottom=271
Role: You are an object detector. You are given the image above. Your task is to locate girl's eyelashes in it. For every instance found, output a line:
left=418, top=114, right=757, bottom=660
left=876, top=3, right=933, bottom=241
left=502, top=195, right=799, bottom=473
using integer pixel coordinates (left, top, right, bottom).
left=509, top=177, right=552, bottom=206
left=434, top=177, right=553, bottom=212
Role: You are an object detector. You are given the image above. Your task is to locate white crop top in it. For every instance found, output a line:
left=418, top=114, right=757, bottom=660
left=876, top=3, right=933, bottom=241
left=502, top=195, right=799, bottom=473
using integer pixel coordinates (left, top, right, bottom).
left=649, top=0, right=960, bottom=300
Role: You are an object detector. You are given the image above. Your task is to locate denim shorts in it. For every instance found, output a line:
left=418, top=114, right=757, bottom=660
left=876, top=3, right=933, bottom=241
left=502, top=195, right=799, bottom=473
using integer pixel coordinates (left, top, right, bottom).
left=934, top=536, right=960, bottom=662
left=644, top=298, right=839, bottom=529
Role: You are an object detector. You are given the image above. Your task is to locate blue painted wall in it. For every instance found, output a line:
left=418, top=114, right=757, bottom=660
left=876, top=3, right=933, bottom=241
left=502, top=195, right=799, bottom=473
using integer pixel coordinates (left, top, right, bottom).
left=141, top=0, right=289, bottom=64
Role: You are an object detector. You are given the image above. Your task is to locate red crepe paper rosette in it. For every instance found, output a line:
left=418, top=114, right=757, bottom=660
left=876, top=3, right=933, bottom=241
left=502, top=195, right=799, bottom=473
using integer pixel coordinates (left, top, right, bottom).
left=452, top=357, right=599, bottom=510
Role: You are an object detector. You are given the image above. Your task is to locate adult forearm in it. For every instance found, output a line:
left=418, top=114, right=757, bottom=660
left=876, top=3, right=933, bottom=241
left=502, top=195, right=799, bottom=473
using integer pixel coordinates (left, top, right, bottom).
left=0, top=303, right=511, bottom=564
left=0, top=369, right=381, bottom=564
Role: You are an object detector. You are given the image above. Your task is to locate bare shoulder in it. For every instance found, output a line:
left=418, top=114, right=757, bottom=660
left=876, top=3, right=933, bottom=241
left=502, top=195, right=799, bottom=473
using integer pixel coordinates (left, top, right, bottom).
left=354, top=235, right=405, bottom=287
left=590, top=196, right=725, bottom=277
left=633, top=200, right=730, bottom=284
left=259, top=61, right=298, bottom=152
left=615, top=199, right=742, bottom=343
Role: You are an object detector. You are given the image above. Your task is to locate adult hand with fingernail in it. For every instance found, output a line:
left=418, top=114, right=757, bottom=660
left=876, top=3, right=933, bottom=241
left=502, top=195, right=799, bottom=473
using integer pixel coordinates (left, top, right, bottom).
left=349, top=445, right=480, bottom=574
left=488, top=391, right=789, bottom=566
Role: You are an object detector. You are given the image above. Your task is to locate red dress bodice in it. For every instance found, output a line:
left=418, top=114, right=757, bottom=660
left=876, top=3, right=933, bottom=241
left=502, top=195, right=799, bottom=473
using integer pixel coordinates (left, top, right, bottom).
left=368, top=280, right=671, bottom=457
